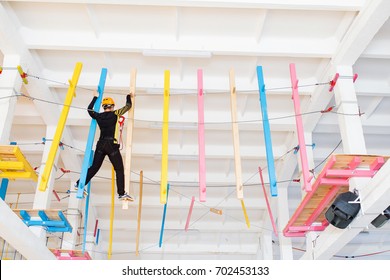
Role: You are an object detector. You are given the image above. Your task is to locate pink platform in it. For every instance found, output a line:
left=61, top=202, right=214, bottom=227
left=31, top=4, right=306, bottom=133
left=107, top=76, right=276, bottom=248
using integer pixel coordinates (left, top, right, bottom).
left=283, top=154, right=388, bottom=237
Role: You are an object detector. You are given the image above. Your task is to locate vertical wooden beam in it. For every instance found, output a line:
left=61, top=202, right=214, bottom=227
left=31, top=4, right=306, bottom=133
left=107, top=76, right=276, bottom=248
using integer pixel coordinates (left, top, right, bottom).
left=229, top=69, right=244, bottom=200
left=289, top=63, right=312, bottom=192
left=160, top=71, right=170, bottom=204
left=135, top=170, right=143, bottom=256
left=77, top=68, right=106, bottom=198
left=39, top=62, right=82, bottom=192
left=256, top=66, right=277, bottom=196
left=123, top=68, right=137, bottom=209
left=197, top=69, right=206, bottom=202
left=108, top=166, right=115, bottom=259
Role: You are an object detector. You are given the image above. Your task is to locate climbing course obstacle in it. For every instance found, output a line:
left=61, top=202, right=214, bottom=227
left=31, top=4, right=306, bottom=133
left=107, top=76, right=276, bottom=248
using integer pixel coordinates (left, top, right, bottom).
left=256, top=66, right=278, bottom=197
left=123, top=68, right=137, bottom=209
left=283, top=154, right=389, bottom=237
left=160, top=70, right=170, bottom=204
left=50, top=249, right=91, bottom=260
left=13, top=209, right=72, bottom=233
left=197, top=69, right=206, bottom=202
left=229, top=69, right=244, bottom=200
left=39, top=62, right=83, bottom=192
left=289, top=63, right=312, bottom=192
left=77, top=68, right=107, bottom=198
left=0, top=145, right=38, bottom=182
left=135, top=170, right=143, bottom=256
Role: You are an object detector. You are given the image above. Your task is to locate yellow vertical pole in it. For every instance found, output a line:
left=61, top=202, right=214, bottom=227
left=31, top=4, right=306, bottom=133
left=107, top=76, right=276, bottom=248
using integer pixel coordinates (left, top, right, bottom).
left=135, top=170, right=143, bottom=256
left=123, top=68, right=137, bottom=210
left=229, top=68, right=244, bottom=199
left=108, top=166, right=115, bottom=259
left=39, top=62, right=82, bottom=191
left=160, top=70, right=170, bottom=204
left=240, top=200, right=250, bottom=228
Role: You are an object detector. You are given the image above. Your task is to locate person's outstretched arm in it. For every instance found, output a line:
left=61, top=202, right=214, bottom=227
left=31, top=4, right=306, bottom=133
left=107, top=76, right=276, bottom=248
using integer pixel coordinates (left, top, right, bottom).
left=87, top=90, right=99, bottom=119
left=115, top=92, right=133, bottom=116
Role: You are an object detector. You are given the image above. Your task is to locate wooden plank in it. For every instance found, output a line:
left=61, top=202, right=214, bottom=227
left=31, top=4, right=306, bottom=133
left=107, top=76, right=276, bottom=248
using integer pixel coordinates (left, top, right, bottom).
left=39, top=62, right=82, bottom=191
left=229, top=68, right=243, bottom=200
left=123, top=68, right=137, bottom=209
left=160, top=70, right=170, bottom=204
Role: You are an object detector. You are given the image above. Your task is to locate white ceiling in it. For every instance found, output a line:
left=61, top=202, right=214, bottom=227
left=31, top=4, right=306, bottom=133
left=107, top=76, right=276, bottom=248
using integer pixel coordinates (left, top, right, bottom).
left=1, top=0, right=390, bottom=260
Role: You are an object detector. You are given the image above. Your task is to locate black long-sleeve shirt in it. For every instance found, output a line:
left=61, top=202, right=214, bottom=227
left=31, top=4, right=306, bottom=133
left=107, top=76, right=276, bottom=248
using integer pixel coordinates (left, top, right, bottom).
left=88, top=95, right=132, bottom=143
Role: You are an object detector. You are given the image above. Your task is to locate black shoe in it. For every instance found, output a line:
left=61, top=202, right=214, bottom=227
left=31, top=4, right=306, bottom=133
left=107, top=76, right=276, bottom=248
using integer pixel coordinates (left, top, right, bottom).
left=118, top=192, right=134, bottom=201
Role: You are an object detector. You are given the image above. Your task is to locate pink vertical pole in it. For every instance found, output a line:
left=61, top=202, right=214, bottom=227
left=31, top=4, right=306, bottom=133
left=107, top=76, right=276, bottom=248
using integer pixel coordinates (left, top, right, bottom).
left=289, top=63, right=312, bottom=192
left=259, top=167, right=278, bottom=236
left=185, top=196, right=195, bottom=231
left=198, top=69, right=206, bottom=202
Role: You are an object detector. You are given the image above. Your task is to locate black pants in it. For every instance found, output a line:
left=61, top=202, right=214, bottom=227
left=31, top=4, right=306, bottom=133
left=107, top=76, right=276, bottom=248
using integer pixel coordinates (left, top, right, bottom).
left=77, top=140, right=125, bottom=195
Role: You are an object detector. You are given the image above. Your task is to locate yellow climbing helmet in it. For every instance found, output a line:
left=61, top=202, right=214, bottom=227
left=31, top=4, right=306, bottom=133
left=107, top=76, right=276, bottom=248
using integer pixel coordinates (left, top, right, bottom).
left=102, top=97, right=115, bottom=107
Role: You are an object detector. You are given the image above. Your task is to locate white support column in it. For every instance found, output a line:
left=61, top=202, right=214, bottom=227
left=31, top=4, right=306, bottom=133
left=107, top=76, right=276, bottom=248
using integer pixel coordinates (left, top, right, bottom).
left=31, top=125, right=60, bottom=240
left=260, top=231, right=273, bottom=260
left=333, top=65, right=366, bottom=155
left=61, top=180, right=82, bottom=250
left=84, top=231, right=96, bottom=259
left=276, top=184, right=293, bottom=259
left=274, top=142, right=297, bottom=260
left=0, top=55, right=21, bottom=144
left=333, top=65, right=367, bottom=192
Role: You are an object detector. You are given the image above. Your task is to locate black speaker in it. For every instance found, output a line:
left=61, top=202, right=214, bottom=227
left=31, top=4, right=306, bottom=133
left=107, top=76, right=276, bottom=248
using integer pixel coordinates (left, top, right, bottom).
left=371, top=205, right=390, bottom=228
left=325, top=191, right=361, bottom=229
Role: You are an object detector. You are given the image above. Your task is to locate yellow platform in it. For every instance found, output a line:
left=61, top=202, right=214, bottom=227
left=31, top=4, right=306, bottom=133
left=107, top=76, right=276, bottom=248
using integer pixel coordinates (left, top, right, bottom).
left=0, top=145, right=38, bottom=181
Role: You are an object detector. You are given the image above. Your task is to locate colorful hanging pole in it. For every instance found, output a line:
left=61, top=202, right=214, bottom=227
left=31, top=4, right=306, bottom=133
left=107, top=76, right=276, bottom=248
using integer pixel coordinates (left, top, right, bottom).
left=185, top=196, right=195, bottom=231
left=160, top=70, right=170, bottom=204
left=256, top=66, right=277, bottom=197
left=258, top=167, right=278, bottom=236
left=159, top=183, right=170, bottom=247
left=108, top=166, right=115, bottom=259
left=77, top=68, right=107, bottom=198
left=229, top=68, right=244, bottom=200
left=135, top=170, right=143, bottom=256
left=197, top=69, right=206, bottom=202
left=123, top=68, right=137, bottom=210
left=82, top=151, right=94, bottom=253
left=289, top=63, right=312, bottom=192
left=16, top=65, right=28, bottom=84
left=39, top=62, right=82, bottom=192
left=0, top=179, right=9, bottom=200
left=240, top=200, right=250, bottom=228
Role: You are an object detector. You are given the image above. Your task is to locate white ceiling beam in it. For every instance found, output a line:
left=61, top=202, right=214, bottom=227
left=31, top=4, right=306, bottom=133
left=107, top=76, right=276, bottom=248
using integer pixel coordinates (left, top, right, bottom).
left=332, top=0, right=390, bottom=65
left=22, top=30, right=336, bottom=58
left=0, top=199, right=56, bottom=260
left=303, top=0, right=390, bottom=133
left=4, top=0, right=364, bottom=11
left=0, top=3, right=82, bottom=174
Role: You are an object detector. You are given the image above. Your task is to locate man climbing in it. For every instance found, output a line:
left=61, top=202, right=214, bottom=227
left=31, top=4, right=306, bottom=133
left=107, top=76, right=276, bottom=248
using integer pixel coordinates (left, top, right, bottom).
left=75, top=90, right=134, bottom=201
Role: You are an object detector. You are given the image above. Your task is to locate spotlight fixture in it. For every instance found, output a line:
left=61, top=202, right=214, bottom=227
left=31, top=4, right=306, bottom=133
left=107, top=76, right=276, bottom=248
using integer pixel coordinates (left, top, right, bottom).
left=325, top=191, right=361, bottom=229
left=371, top=205, right=390, bottom=228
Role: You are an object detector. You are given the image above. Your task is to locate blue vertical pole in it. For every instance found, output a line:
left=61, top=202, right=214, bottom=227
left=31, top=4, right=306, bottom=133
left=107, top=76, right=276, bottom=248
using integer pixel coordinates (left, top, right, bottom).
left=82, top=150, right=94, bottom=253
left=159, top=183, right=170, bottom=247
left=0, top=179, right=9, bottom=200
left=77, top=68, right=107, bottom=198
left=256, top=66, right=278, bottom=196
